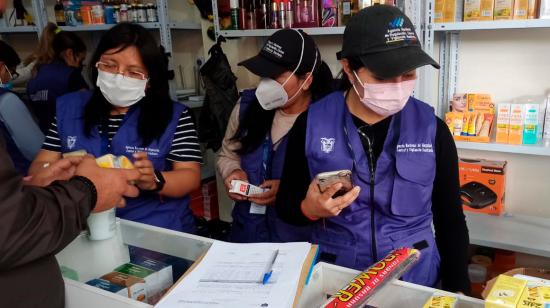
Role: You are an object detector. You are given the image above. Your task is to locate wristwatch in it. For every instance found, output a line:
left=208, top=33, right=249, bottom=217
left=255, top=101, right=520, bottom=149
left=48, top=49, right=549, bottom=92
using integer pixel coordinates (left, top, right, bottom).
left=151, top=169, right=166, bottom=193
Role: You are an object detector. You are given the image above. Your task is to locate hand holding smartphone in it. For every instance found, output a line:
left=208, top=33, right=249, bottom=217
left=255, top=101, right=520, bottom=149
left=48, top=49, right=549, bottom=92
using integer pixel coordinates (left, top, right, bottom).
left=315, top=170, right=353, bottom=198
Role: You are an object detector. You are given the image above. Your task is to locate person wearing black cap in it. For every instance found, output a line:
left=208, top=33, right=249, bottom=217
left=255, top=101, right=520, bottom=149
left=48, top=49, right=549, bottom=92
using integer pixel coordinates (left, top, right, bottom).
left=276, top=5, right=470, bottom=294
left=217, top=29, right=334, bottom=243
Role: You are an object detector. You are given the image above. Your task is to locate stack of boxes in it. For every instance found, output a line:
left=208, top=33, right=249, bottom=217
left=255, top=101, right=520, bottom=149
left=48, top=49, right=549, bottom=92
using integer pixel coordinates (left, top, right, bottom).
left=435, top=0, right=550, bottom=22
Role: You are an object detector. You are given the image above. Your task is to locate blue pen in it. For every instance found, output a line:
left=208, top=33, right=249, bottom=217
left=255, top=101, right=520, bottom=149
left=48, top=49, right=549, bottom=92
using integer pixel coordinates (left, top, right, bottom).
left=262, top=249, right=279, bottom=285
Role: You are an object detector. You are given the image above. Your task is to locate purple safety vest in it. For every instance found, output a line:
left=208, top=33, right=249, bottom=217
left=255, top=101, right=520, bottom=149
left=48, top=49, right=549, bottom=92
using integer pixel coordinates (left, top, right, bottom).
left=230, top=89, right=312, bottom=243
left=305, top=91, right=440, bottom=287
left=56, top=90, right=195, bottom=233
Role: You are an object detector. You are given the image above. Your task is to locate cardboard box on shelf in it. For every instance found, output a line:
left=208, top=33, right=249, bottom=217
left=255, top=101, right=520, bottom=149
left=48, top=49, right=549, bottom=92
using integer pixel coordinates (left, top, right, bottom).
left=438, top=0, right=464, bottom=22
left=494, top=0, right=515, bottom=19
left=541, top=0, right=550, bottom=18
left=86, top=279, right=128, bottom=296
left=482, top=268, right=550, bottom=299
left=496, top=104, right=512, bottom=144
left=514, top=0, right=530, bottom=18
left=464, top=0, right=494, bottom=20
left=509, top=104, right=525, bottom=144
left=528, top=0, right=540, bottom=18
left=485, top=275, right=528, bottom=308
left=459, top=158, right=506, bottom=215
left=115, top=263, right=172, bottom=305
left=467, top=93, right=494, bottom=113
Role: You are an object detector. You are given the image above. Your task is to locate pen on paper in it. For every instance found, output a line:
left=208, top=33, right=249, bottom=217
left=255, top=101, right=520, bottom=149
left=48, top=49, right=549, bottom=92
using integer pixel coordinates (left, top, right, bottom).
left=262, top=249, right=279, bottom=285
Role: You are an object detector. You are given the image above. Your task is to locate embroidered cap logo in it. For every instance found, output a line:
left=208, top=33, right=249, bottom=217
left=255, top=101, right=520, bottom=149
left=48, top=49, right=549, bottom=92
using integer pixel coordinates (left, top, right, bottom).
left=388, top=17, right=404, bottom=29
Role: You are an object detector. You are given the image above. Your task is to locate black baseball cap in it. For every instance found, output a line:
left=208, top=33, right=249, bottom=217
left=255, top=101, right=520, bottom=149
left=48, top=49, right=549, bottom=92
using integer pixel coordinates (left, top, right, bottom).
left=337, top=5, right=439, bottom=79
left=239, top=29, right=318, bottom=78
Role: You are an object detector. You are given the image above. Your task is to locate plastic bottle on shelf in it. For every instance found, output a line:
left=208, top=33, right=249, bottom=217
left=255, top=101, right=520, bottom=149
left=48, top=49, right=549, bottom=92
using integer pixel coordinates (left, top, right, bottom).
left=146, top=3, right=157, bottom=22
left=285, top=0, right=293, bottom=28
left=92, top=5, right=105, bottom=24
left=80, top=5, right=93, bottom=25
left=270, top=0, right=279, bottom=28
left=104, top=0, right=116, bottom=24
left=230, top=0, right=239, bottom=29
left=238, top=0, right=247, bottom=29
left=113, top=5, right=121, bottom=23
left=255, top=0, right=267, bottom=29
left=246, top=0, right=257, bottom=29
left=131, top=1, right=139, bottom=23
left=137, top=3, right=147, bottom=22
left=55, top=0, right=66, bottom=26
left=119, top=1, right=129, bottom=22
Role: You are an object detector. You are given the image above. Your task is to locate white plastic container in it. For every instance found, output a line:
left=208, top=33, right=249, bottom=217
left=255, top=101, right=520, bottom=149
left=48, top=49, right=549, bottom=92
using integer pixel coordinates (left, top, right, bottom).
left=87, top=208, right=117, bottom=241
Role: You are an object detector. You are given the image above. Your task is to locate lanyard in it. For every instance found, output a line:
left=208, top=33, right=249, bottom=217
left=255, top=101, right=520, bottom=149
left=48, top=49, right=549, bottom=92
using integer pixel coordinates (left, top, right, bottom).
left=261, top=135, right=273, bottom=181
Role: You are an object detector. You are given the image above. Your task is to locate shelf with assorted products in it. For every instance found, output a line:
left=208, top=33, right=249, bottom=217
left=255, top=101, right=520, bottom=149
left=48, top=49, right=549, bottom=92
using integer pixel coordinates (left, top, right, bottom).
left=434, top=18, right=550, bottom=31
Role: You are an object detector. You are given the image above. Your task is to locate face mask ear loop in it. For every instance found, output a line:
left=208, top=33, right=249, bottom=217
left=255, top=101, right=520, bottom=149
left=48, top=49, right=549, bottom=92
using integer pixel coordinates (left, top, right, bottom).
left=286, top=49, right=319, bottom=104
left=351, top=70, right=366, bottom=100
left=281, top=29, right=305, bottom=87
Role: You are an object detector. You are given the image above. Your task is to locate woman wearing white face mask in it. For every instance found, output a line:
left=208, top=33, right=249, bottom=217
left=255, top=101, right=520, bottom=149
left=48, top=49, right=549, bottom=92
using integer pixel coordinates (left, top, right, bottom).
left=276, top=6, right=470, bottom=294
left=217, top=29, right=334, bottom=243
left=30, top=23, right=202, bottom=233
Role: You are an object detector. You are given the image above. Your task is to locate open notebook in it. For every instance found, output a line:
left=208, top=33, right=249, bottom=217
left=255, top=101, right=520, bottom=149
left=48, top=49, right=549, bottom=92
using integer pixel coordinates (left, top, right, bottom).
left=155, top=241, right=318, bottom=308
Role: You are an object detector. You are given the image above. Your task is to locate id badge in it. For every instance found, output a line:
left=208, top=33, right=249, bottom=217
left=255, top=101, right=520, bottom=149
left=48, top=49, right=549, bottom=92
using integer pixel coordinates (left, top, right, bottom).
left=249, top=202, right=267, bottom=215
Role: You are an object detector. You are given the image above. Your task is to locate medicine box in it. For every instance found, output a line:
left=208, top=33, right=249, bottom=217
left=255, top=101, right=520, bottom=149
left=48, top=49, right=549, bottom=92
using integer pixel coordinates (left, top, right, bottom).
left=131, top=256, right=174, bottom=304
left=494, top=0, right=515, bottom=19
left=459, top=158, right=507, bottom=215
left=100, top=272, right=147, bottom=302
left=86, top=278, right=128, bottom=296
left=486, top=275, right=528, bottom=308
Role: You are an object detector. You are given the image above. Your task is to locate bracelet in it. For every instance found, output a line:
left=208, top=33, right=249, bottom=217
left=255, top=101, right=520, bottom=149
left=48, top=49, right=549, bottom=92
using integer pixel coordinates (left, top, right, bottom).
left=72, top=176, right=98, bottom=210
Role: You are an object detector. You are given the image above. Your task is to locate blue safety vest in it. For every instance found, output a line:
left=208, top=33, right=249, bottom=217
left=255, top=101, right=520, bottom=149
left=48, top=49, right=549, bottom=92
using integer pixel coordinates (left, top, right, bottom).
left=305, top=91, right=439, bottom=287
left=230, top=89, right=312, bottom=243
left=56, top=90, right=195, bottom=233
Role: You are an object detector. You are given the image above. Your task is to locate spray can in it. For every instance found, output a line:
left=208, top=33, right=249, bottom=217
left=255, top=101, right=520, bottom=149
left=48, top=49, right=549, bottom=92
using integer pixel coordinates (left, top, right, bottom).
left=230, top=0, right=239, bottom=29
left=270, top=0, right=279, bottom=28
left=286, top=0, right=293, bottom=27
left=279, top=0, right=286, bottom=27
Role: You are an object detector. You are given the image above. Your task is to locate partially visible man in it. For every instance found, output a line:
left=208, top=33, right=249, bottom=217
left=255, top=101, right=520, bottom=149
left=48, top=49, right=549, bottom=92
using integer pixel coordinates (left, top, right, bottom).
left=0, top=29, right=141, bottom=305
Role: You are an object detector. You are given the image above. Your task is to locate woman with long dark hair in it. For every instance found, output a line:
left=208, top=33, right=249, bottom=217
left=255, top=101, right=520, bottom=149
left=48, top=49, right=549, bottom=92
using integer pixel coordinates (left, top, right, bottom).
left=217, top=29, right=334, bottom=243
left=29, top=23, right=202, bottom=233
left=27, top=25, right=88, bottom=133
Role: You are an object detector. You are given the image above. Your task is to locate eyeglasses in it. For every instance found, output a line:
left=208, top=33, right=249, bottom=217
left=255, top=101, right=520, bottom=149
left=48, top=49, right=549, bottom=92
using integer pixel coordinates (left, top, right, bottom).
left=95, top=62, right=148, bottom=81
left=3, top=64, right=19, bottom=81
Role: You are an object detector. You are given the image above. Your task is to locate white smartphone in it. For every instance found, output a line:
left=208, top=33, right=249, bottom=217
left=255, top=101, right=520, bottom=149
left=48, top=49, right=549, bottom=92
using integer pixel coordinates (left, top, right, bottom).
left=315, top=170, right=353, bottom=197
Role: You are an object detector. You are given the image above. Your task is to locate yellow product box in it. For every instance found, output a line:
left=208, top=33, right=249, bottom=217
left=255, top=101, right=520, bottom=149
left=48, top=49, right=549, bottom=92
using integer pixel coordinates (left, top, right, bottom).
left=464, top=0, right=495, bottom=20
left=496, top=104, right=511, bottom=144
left=528, top=0, right=539, bottom=18
left=435, top=0, right=445, bottom=22
left=518, top=286, right=550, bottom=308
left=96, top=154, right=135, bottom=169
left=467, top=93, right=495, bottom=113
left=514, top=0, right=529, bottom=18
left=423, top=294, right=458, bottom=308
left=444, top=0, right=465, bottom=22
left=508, top=104, right=525, bottom=144
left=485, top=275, right=528, bottom=308
left=494, top=0, right=515, bottom=19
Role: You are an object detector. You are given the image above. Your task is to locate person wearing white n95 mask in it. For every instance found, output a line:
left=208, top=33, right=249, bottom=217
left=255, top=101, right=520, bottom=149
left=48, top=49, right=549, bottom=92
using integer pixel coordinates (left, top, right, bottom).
left=30, top=23, right=202, bottom=233
left=216, top=29, right=334, bottom=243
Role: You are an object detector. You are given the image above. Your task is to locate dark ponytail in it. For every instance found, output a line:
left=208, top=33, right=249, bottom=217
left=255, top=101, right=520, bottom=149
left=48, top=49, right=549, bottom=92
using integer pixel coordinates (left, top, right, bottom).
left=232, top=53, right=335, bottom=155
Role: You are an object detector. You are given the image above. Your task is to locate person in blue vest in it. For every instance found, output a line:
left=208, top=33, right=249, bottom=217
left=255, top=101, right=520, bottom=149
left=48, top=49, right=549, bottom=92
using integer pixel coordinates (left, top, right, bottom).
left=27, top=26, right=88, bottom=133
left=217, top=29, right=334, bottom=243
left=29, top=23, right=202, bottom=233
left=0, top=40, right=44, bottom=174
left=276, top=6, right=470, bottom=294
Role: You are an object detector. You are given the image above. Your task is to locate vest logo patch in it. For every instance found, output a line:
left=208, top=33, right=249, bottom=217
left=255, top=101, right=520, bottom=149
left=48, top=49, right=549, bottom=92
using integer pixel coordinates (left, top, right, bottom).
left=67, top=136, right=77, bottom=150
left=320, top=137, right=335, bottom=154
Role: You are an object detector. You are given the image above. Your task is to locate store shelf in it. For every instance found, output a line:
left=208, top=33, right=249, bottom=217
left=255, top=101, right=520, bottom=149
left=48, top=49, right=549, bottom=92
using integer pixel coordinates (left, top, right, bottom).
left=466, top=212, right=550, bottom=257
left=219, top=26, right=345, bottom=37
left=456, top=141, right=550, bottom=156
left=170, top=21, right=201, bottom=30
left=0, top=25, right=39, bottom=33
left=59, top=23, right=161, bottom=32
left=435, top=19, right=550, bottom=31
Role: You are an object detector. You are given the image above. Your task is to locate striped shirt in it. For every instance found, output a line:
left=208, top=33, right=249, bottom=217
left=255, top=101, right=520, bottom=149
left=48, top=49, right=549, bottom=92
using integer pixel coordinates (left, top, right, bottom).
left=42, top=109, right=203, bottom=163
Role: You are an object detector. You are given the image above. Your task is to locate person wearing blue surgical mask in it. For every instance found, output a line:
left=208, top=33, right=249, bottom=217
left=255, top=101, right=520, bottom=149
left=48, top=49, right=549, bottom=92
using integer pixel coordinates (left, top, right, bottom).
left=29, top=23, right=202, bottom=233
left=217, top=29, right=334, bottom=243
